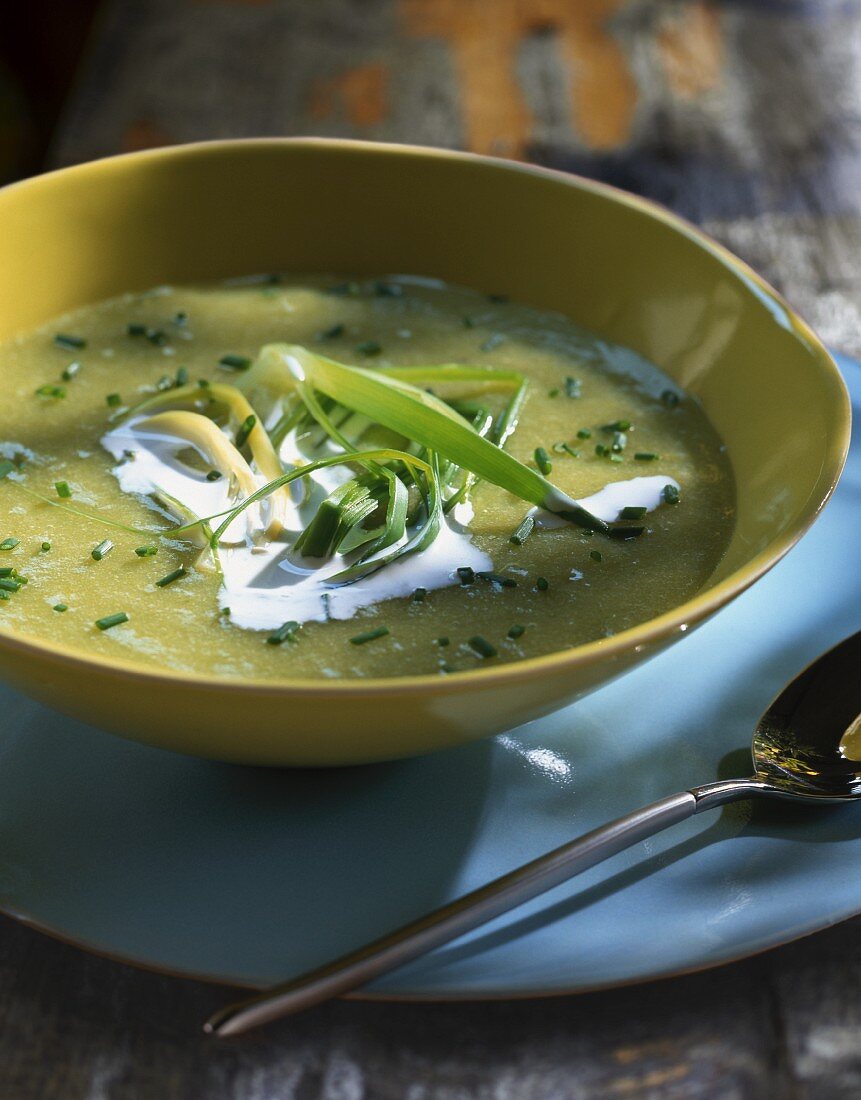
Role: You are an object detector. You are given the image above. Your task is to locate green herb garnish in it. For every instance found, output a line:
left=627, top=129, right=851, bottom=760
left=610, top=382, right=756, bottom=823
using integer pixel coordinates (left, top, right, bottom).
left=53, top=603, right=67, bottom=613
left=40, top=541, right=51, bottom=552
left=356, top=340, right=382, bottom=357
left=106, top=393, right=122, bottom=408
left=590, top=549, right=603, bottom=562
left=552, top=442, right=580, bottom=458
left=175, top=366, right=189, bottom=387
left=54, top=333, right=86, bottom=350
left=266, top=620, right=301, bottom=645
left=95, top=611, right=128, bottom=631
left=634, top=452, right=660, bottom=461
left=509, top=514, right=535, bottom=545
left=0, top=538, right=19, bottom=551
left=436, top=636, right=450, bottom=647
left=350, top=626, right=390, bottom=645
left=134, top=545, right=159, bottom=557
left=468, top=635, right=497, bottom=658
left=91, top=539, right=114, bottom=560
left=564, top=377, right=581, bottom=398
left=536, top=576, right=549, bottom=591
left=155, top=566, right=187, bottom=588
left=218, top=354, right=252, bottom=371
left=620, top=506, right=647, bottom=519
left=577, top=428, right=592, bottom=440
left=234, top=414, right=256, bottom=449
left=534, top=447, right=552, bottom=475
left=0, top=578, right=21, bottom=592
left=476, top=571, right=517, bottom=588
left=35, top=384, right=66, bottom=399
left=55, top=481, right=71, bottom=499
left=412, top=587, right=427, bottom=603
left=507, top=624, right=526, bottom=639
left=662, top=484, right=680, bottom=505
left=205, top=470, right=222, bottom=482
left=457, top=566, right=475, bottom=585
left=319, top=323, right=345, bottom=340
left=62, top=361, right=82, bottom=381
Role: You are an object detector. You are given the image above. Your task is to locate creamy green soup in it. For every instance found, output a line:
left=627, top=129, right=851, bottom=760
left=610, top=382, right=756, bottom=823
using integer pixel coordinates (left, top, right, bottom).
left=0, top=275, right=734, bottom=680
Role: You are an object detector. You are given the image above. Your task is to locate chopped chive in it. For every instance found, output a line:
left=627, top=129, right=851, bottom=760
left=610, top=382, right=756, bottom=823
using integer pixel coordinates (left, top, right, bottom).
left=61, top=361, right=82, bottom=381
left=577, top=428, right=592, bottom=440
left=350, top=626, right=390, bottom=645
left=620, top=506, right=647, bottom=520
left=40, top=541, right=51, bottom=552
left=604, top=419, right=632, bottom=432
left=0, top=578, right=21, bottom=592
left=536, top=576, right=549, bottom=591
left=127, top=322, right=147, bottom=336
left=480, top=333, right=504, bottom=352
left=634, top=452, right=660, bottom=462
left=319, top=323, right=345, bottom=340
left=457, top=566, right=475, bottom=585
left=173, top=311, right=188, bottom=326
left=510, top=514, right=535, bottom=545
left=146, top=328, right=167, bottom=346
left=175, top=366, right=189, bottom=386
left=0, top=568, right=12, bottom=576
left=0, top=459, right=15, bottom=480
left=106, top=393, right=122, bottom=408
left=564, top=376, right=582, bottom=398
left=134, top=545, right=159, bottom=557
left=95, top=611, right=128, bottom=631
left=356, top=340, right=382, bottom=356
left=507, top=624, right=526, bottom=639
left=218, top=354, right=252, bottom=371
left=155, top=565, right=187, bottom=588
left=468, top=635, right=497, bottom=658
left=609, top=454, right=623, bottom=463
left=205, top=469, right=223, bottom=482
left=608, top=525, right=645, bottom=540
left=53, top=603, right=67, bottom=613
left=611, top=431, right=627, bottom=453
left=54, top=333, right=86, bottom=350
left=477, top=571, right=517, bottom=588
left=590, top=550, right=603, bottom=562
left=91, top=539, right=114, bottom=561
left=412, top=587, right=427, bottom=603
left=234, top=414, right=256, bottom=449
left=436, top=636, right=450, bottom=647
left=661, top=390, right=680, bottom=407
left=266, top=619, right=301, bottom=646
left=0, top=538, right=19, bottom=551
left=548, top=387, right=560, bottom=398
left=35, top=384, right=66, bottom=399
left=156, top=375, right=174, bottom=391
left=662, top=484, right=681, bottom=505
left=198, top=378, right=211, bottom=388
left=534, top=447, right=552, bottom=475
left=595, top=443, right=610, bottom=457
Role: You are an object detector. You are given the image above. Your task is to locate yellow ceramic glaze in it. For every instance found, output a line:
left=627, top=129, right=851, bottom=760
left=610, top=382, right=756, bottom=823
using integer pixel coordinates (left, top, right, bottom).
left=0, top=140, right=850, bottom=766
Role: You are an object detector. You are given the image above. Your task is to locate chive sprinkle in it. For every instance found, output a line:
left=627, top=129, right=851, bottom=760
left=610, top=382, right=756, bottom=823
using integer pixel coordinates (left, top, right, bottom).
left=412, top=587, right=427, bottom=603
left=0, top=459, right=15, bottom=480
left=590, top=550, right=603, bottom=562
left=91, top=540, right=114, bottom=561
left=155, top=565, right=186, bottom=588
left=534, top=447, right=552, bottom=475
left=40, top=541, right=51, bottom=552
left=662, top=484, right=681, bottom=505
left=564, top=376, right=582, bottom=398
left=173, top=312, right=188, bottom=326
left=356, top=340, right=382, bottom=356
left=205, top=469, right=223, bottom=481
left=507, top=624, right=526, bottom=639
left=604, top=419, right=632, bottom=432
left=54, top=333, right=86, bottom=350
left=0, top=538, right=19, bottom=551
left=218, top=354, right=252, bottom=371
left=468, top=635, right=497, bottom=658
left=62, top=361, right=82, bottom=381
left=608, top=525, right=645, bottom=540
left=577, top=428, right=592, bottom=440
left=35, top=384, right=66, bottom=399
left=0, top=578, right=21, bottom=592
left=476, top=571, right=517, bottom=588
left=95, top=611, right=128, bottom=631
left=0, top=567, right=11, bottom=576
left=536, top=576, right=549, bottom=591
left=609, top=454, right=623, bottom=463
left=127, top=323, right=147, bottom=336
left=510, top=514, right=535, bottom=545
left=634, top=452, right=660, bottom=461
left=611, top=432, right=627, bottom=453
left=266, top=620, right=301, bottom=645
left=552, top=442, right=580, bottom=458
left=134, top=545, right=159, bottom=557
left=106, top=393, right=122, bottom=408
left=457, top=566, right=475, bottom=585
left=53, top=604, right=67, bottom=613
left=548, top=387, right=560, bottom=398
left=350, top=626, right=390, bottom=645
left=436, top=636, right=450, bottom=647
left=55, top=481, right=71, bottom=499
left=620, top=506, right=647, bottom=520
left=234, top=414, right=256, bottom=449
left=175, top=366, right=189, bottom=386
left=319, top=323, right=345, bottom=340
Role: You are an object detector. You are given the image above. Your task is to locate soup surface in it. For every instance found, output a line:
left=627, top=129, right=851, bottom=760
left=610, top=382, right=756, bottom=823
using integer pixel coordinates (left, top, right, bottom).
left=0, top=275, right=734, bottom=680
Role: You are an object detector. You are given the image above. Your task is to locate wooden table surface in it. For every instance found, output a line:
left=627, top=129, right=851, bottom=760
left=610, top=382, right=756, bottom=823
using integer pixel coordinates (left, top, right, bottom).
left=4, top=1, right=860, bottom=1096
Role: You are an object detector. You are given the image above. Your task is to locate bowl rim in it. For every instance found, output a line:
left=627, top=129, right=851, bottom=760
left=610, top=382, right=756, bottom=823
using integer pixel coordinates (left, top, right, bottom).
left=0, top=137, right=851, bottom=699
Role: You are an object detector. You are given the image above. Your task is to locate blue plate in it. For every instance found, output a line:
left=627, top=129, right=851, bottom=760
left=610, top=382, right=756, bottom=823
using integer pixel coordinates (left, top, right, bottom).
left=0, top=355, right=857, bottom=998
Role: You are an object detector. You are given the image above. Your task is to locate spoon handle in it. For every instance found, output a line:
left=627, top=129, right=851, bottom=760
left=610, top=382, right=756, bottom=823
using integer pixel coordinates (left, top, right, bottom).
left=205, top=789, right=705, bottom=1037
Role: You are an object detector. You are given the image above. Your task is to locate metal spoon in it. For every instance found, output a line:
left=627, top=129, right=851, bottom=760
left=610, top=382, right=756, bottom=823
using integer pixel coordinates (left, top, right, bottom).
left=205, top=630, right=861, bottom=1037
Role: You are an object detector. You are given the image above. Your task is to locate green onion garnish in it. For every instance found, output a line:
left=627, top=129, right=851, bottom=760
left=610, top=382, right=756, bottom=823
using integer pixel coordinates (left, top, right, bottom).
left=95, top=611, right=128, bottom=631
left=436, top=636, right=450, bottom=647
left=134, top=545, right=159, bottom=557
left=155, top=566, right=186, bottom=588
left=127, top=323, right=147, bottom=336
left=205, top=470, right=222, bottom=482
left=536, top=576, right=549, bottom=591
left=54, top=333, right=86, bottom=350
left=173, top=312, right=188, bottom=326
left=0, top=538, right=19, bottom=551
left=53, top=603, right=67, bottom=613
left=156, top=375, right=174, bottom=392
left=55, top=481, right=71, bottom=499
left=534, top=447, right=552, bottom=475
left=590, top=549, right=603, bottom=562
left=595, top=444, right=610, bottom=457
left=620, top=506, right=647, bottom=520
left=91, top=539, right=113, bottom=561
left=477, top=571, right=517, bottom=588
left=40, top=541, right=51, bottom=552
left=218, top=354, right=252, bottom=371
left=611, top=431, right=627, bottom=453
left=106, top=393, right=122, bottom=408
left=319, top=323, right=345, bottom=340
left=548, top=387, right=559, bottom=398
left=609, top=454, right=623, bottom=463
left=175, top=366, right=189, bottom=387
left=266, top=620, right=301, bottom=645
left=0, top=459, right=15, bottom=480
left=350, top=626, right=390, bottom=645
left=565, top=376, right=581, bottom=398
left=356, top=340, right=382, bottom=357
left=62, top=361, right=82, bottom=381
left=552, top=442, right=580, bottom=458
left=468, top=635, right=497, bottom=658
left=457, top=566, right=475, bottom=585
left=507, top=624, right=526, bottom=639
left=608, top=525, right=645, bottom=540
left=412, top=587, right=427, bottom=603
left=634, top=452, right=660, bottom=461
left=234, top=414, right=257, bottom=449
left=146, top=329, right=167, bottom=346
left=35, top=384, right=66, bottom=399
left=577, top=428, right=592, bottom=440
left=662, top=484, right=681, bottom=505
left=604, top=419, right=632, bottom=431
left=0, top=578, right=21, bottom=592
left=510, top=514, right=535, bottom=545
left=0, top=567, right=12, bottom=576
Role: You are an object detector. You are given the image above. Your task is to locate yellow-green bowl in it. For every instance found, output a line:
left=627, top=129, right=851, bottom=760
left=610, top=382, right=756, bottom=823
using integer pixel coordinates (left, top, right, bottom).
left=0, top=140, right=850, bottom=765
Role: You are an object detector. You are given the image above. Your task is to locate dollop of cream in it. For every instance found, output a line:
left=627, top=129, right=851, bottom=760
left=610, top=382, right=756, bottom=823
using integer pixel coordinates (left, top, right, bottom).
left=533, top=475, right=680, bottom=529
